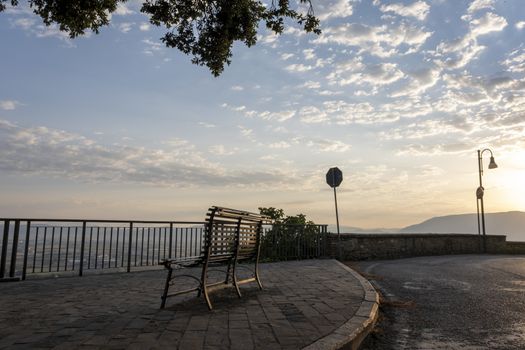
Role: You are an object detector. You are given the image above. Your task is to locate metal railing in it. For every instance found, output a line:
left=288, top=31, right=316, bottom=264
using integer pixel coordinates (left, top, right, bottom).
left=0, top=218, right=329, bottom=281
left=260, top=223, right=329, bottom=261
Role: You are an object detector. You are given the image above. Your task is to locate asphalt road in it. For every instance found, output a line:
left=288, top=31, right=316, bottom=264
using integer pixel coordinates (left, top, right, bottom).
left=354, top=255, right=525, bottom=350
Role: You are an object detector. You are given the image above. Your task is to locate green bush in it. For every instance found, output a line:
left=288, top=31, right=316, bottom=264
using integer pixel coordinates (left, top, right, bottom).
left=258, top=207, right=326, bottom=261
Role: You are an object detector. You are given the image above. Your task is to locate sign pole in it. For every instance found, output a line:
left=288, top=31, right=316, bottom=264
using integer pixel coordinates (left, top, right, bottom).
left=326, top=167, right=343, bottom=260
left=333, top=185, right=342, bottom=260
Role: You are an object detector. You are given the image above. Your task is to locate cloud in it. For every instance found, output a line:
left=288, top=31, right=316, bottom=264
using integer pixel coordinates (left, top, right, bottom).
left=114, top=3, right=134, bottom=16
left=378, top=1, right=431, bottom=21
left=321, top=98, right=435, bottom=125
left=434, top=41, right=485, bottom=70
left=327, top=61, right=405, bottom=87
left=467, top=0, right=494, bottom=14
left=0, top=100, right=19, bottom=110
left=303, top=49, right=316, bottom=60
left=13, top=17, right=35, bottom=30
left=470, top=12, right=507, bottom=37
left=0, top=119, right=17, bottom=128
left=12, top=17, right=73, bottom=44
left=259, top=32, right=279, bottom=48
left=318, top=89, right=343, bottom=96
left=378, top=62, right=525, bottom=156
left=390, top=67, right=441, bottom=97
left=259, top=110, right=296, bottom=122
left=139, top=22, right=151, bottom=31
left=314, top=0, right=354, bottom=21
left=209, top=144, right=238, bottom=156
left=223, top=103, right=296, bottom=123
left=380, top=118, right=474, bottom=141
left=433, top=12, right=507, bottom=69
left=164, top=138, right=193, bottom=148
left=306, top=139, right=352, bottom=153
left=501, top=48, right=525, bottom=73
left=282, top=26, right=307, bottom=38
left=0, top=120, right=300, bottom=189
left=298, top=81, right=321, bottom=89
left=238, top=125, right=254, bottom=139
left=442, top=71, right=522, bottom=102
left=285, top=63, right=314, bottom=72
left=396, top=142, right=473, bottom=156
left=299, top=106, right=329, bottom=124
left=314, top=22, right=432, bottom=58
left=268, top=141, right=291, bottom=149
left=117, top=22, right=134, bottom=33
left=198, top=122, right=216, bottom=128
left=231, top=85, right=244, bottom=91
left=259, top=155, right=276, bottom=161
left=142, top=38, right=164, bottom=56
left=516, top=22, right=525, bottom=30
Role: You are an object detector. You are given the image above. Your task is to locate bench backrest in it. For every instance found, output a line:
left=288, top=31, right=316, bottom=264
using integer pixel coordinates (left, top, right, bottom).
left=204, top=206, right=270, bottom=263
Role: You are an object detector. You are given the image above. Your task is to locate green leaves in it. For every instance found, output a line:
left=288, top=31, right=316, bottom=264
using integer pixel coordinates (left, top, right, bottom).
left=142, top=0, right=317, bottom=76
left=0, top=0, right=18, bottom=12
left=258, top=207, right=285, bottom=221
left=25, top=0, right=121, bottom=38
left=258, top=206, right=315, bottom=226
left=258, top=206, right=322, bottom=262
left=1, top=0, right=320, bottom=76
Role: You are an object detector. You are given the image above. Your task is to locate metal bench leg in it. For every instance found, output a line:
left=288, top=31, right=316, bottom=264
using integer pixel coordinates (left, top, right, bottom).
left=201, top=261, right=213, bottom=310
left=255, top=259, right=263, bottom=290
left=160, top=265, right=173, bottom=309
left=203, top=284, right=213, bottom=310
left=232, top=259, right=242, bottom=298
left=225, top=260, right=232, bottom=284
left=197, top=268, right=203, bottom=297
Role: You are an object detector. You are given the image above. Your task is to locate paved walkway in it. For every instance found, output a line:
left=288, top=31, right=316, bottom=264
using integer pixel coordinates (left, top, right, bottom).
left=0, top=260, right=377, bottom=350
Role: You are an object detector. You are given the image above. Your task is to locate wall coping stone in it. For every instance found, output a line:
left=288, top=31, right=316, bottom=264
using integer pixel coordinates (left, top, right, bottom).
left=336, top=233, right=507, bottom=239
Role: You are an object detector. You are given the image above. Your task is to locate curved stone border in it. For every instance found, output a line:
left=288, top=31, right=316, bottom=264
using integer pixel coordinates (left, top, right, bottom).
left=302, top=260, right=379, bottom=350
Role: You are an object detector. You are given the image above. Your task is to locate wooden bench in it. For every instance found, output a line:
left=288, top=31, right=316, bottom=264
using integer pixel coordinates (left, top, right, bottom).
left=160, top=206, right=271, bottom=309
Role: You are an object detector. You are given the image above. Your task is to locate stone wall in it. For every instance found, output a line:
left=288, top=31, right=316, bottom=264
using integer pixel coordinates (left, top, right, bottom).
left=504, top=241, right=525, bottom=255
left=328, top=233, right=513, bottom=260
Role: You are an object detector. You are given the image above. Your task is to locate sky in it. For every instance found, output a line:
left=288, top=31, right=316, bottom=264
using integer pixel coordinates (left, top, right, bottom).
left=0, top=0, right=524, bottom=229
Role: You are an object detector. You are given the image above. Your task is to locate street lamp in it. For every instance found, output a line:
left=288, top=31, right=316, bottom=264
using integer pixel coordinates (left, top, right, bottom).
left=476, top=148, right=498, bottom=253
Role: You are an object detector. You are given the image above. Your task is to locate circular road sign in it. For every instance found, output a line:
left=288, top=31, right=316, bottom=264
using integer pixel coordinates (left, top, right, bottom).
left=326, top=167, right=343, bottom=188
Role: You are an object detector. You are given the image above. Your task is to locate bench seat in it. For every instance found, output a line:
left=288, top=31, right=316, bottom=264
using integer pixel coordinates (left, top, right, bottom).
left=160, top=206, right=270, bottom=309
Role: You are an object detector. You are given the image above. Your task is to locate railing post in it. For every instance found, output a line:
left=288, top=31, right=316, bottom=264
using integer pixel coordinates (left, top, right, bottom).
left=316, top=225, right=321, bottom=258
left=169, top=223, right=173, bottom=259
left=9, top=220, right=20, bottom=278
left=0, top=220, right=10, bottom=279
left=324, top=225, right=328, bottom=257
left=127, top=222, right=133, bottom=273
left=79, top=221, right=86, bottom=277
left=22, top=221, right=31, bottom=280
left=297, top=226, right=303, bottom=259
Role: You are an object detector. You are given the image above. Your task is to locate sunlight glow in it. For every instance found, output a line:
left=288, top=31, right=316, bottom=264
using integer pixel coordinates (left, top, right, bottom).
left=492, top=152, right=525, bottom=212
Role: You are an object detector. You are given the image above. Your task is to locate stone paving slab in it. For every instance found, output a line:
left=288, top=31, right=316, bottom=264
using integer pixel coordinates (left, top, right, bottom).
left=0, top=260, right=375, bottom=350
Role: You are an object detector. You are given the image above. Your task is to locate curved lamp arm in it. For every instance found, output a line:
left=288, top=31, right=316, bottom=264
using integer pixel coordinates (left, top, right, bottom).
left=478, top=148, right=498, bottom=185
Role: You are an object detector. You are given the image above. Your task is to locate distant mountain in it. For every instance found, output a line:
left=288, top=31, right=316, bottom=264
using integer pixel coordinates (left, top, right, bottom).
left=400, top=211, right=525, bottom=241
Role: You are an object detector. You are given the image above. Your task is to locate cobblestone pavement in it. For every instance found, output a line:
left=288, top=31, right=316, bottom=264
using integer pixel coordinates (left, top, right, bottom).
left=0, top=260, right=365, bottom=350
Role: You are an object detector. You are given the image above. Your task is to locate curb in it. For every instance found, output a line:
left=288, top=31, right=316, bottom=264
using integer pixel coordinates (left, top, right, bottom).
left=302, top=260, right=379, bottom=350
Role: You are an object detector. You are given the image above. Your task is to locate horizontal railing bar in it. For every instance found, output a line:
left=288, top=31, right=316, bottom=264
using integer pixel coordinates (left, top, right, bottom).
left=0, top=219, right=328, bottom=227
left=0, top=219, right=206, bottom=225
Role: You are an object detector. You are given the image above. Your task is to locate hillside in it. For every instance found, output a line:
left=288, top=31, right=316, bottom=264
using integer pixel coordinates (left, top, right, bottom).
left=400, top=211, right=525, bottom=241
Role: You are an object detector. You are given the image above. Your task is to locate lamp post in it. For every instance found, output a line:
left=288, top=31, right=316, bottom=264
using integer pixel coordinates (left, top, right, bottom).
left=476, top=149, right=498, bottom=253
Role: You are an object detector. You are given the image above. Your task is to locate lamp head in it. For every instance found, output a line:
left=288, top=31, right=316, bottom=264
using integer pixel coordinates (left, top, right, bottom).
left=488, top=156, right=498, bottom=169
